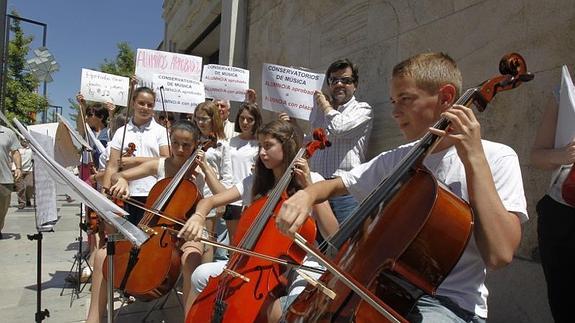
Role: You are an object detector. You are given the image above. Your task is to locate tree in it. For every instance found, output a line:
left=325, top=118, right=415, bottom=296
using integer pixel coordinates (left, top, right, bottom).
left=69, top=42, right=135, bottom=122
left=3, top=12, right=48, bottom=124
left=99, top=42, right=135, bottom=78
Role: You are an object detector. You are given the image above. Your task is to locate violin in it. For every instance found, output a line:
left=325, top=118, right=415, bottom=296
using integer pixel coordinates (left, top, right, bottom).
left=284, top=53, right=534, bottom=322
left=185, top=128, right=330, bottom=323
left=123, top=142, right=136, bottom=157
left=102, top=137, right=217, bottom=300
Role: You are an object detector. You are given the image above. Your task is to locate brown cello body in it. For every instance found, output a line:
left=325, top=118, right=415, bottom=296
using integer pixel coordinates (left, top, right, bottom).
left=285, top=53, right=534, bottom=322
left=185, top=195, right=317, bottom=322
left=103, top=177, right=200, bottom=300
left=285, top=167, right=472, bottom=322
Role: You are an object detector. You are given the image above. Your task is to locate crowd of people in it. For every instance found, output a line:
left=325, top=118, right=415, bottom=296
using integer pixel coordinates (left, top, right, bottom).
left=1, top=51, right=572, bottom=323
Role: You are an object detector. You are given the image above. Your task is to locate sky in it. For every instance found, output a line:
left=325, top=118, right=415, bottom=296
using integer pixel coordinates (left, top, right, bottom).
left=6, top=0, right=164, bottom=120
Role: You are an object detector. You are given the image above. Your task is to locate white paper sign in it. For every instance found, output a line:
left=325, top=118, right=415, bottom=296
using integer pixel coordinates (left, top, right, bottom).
left=135, top=48, right=203, bottom=86
left=261, top=63, right=325, bottom=120
left=80, top=68, right=129, bottom=106
left=202, top=64, right=249, bottom=102
left=555, top=65, right=575, bottom=148
left=152, top=74, right=206, bottom=113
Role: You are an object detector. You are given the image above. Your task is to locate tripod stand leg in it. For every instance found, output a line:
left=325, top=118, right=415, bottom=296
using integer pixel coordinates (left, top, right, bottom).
left=28, top=233, right=50, bottom=322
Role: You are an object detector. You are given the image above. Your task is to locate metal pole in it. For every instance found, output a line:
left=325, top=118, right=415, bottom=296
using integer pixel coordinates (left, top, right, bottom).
left=0, top=0, right=8, bottom=113
left=0, top=14, right=9, bottom=114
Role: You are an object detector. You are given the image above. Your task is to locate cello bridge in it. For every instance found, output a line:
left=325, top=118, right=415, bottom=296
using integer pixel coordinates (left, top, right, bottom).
left=139, top=224, right=158, bottom=236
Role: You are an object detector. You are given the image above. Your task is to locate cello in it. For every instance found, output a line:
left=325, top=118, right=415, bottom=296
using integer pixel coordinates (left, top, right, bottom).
left=102, top=137, right=217, bottom=300
left=185, top=128, right=330, bottom=323
left=284, top=53, right=534, bottom=322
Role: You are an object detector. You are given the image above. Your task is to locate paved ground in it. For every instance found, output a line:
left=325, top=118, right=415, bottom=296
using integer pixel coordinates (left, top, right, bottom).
left=0, top=192, right=553, bottom=322
left=0, top=193, right=183, bottom=323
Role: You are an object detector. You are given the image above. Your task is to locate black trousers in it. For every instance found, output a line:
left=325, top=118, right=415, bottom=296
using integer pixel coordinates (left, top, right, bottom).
left=537, top=194, right=575, bottom=323
left=124, top=196, right=147, bottom=225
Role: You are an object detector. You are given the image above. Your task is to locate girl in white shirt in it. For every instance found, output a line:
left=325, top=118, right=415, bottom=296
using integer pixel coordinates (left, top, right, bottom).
left=225, top=103, right=262, bottom=240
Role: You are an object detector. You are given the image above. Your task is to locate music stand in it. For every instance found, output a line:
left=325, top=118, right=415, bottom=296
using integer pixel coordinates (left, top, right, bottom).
left=13, top=118, right=149, bottom=323
left=56, top=114, right=95, bottom=299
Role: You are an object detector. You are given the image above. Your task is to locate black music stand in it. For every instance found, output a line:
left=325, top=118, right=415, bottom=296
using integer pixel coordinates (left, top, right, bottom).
left=56, top=114, right=94, bottom=301
left=27, top=158, right=50, bottom=322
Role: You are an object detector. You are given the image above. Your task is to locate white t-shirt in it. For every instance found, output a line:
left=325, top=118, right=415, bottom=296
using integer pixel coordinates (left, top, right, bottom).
left=156, top=157, right=205, bottom=194
left=109, top=118, right=169, bottom=196
left=202, top=139, right=233, bottom=216
left=236, top=172, right=325, bottom=207
left=339, top=140, right=528, bottom=318
left=228, top=136, right=258, bottom=206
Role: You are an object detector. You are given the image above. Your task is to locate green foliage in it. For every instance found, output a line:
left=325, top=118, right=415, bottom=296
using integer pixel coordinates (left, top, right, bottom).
left=4, top=12, right=48, bottom=124
left=69, top=42, right=135, bottom=120
left=99, top=42, right=135, bottom=77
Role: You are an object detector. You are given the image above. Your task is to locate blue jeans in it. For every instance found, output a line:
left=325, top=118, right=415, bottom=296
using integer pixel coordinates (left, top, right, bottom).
left=328, top=194, right=358, bottom=224
left=407, top=295, right=486, bottom=323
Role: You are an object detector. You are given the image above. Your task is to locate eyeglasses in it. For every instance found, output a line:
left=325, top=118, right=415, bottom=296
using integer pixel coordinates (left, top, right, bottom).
left=195, top=117, right=212, bottom=124
left=328, top=77, right=355, bottom=85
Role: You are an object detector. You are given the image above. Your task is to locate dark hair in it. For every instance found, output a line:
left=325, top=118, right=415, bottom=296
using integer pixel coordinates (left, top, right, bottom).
left=86, top=103, right=109, bottom=127
left=234, top=103, right=262, bottom=135
left=325, top=58, right=359, bottom=86
left=170, top=120, right=200, bottom=143
left=251, top=120, right=302, bottom=200
left=195, top=101, right=225, bottom=140
left=133, top=86, right=156, bottom=101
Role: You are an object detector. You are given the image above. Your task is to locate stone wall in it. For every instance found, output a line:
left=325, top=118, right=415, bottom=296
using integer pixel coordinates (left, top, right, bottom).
left=245, top=0, right=575, bottom=261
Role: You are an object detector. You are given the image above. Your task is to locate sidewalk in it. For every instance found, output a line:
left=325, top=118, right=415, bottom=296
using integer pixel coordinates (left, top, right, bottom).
left=0, top=193, right=183, bottom=323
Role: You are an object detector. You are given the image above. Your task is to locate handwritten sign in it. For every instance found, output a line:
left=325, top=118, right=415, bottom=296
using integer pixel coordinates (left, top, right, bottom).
left=152, top=74, right=206, bottom=113
left=261, top=63, right=324, bottom=120
left=202, top=64, right=249, bottom=102
left=80, top=69, right=129, bottom=106
left=135, top=48, right=203, bottom=86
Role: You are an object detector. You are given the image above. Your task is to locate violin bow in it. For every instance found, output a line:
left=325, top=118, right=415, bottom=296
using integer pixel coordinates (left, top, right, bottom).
left=118, top=77, right=136, bottom=167
left=293, top=233, right=405, bottom=323
left=104, top=191, right=325, bottom=275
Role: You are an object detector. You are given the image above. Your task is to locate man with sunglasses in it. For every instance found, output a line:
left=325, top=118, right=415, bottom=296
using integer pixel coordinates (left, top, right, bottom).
left=309, top=58, right=373, bottom=224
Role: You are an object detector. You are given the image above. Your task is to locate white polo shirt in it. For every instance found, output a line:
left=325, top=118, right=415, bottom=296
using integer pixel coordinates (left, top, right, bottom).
left=109, top=118, right=169, bottom=197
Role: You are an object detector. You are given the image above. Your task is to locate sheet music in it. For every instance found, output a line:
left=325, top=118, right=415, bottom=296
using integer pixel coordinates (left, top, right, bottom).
left=31, top=134, right=59, bottom=231
left=13, top=118, right=149, bottom=247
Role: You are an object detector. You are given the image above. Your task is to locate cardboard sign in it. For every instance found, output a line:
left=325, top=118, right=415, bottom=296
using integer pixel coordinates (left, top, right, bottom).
left=135, top=48, right=203, bottom=86
left=80, top=69, right=129, bottom=106
left=261, top=63, right=324, bottom=120
left=202, top=64, right=249, bottom=102
left=152, top=74, right=206, bottom=113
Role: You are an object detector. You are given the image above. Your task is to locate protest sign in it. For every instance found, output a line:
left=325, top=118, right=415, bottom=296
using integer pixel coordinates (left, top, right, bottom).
left=135, top=48, right=202, bottom=85
left=261, top=63, right=324, bottom=120
left=80, top=69, right=129, bottom=106
left=152, top=74, right=206, bottom=113
left=202, top=64, right=249, bottom=102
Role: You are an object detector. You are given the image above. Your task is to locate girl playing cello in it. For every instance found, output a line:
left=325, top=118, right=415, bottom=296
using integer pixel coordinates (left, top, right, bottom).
left=86, top=120, right=216, bottom=322
left=179, top=120, right=338, bottom=322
